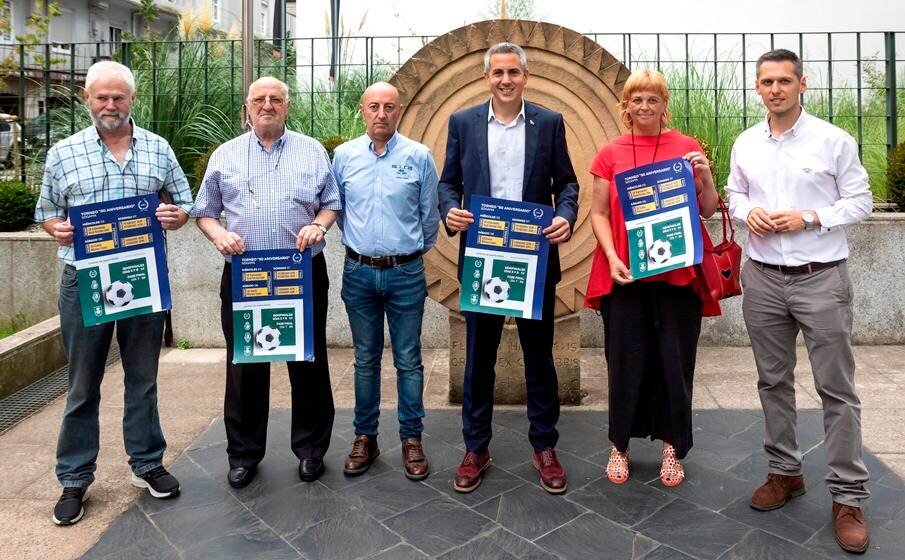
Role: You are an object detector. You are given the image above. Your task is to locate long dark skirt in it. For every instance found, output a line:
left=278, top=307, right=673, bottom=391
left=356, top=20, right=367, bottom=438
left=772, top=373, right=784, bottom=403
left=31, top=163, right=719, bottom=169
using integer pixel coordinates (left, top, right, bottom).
left=600, top=281, right=703, bottom=459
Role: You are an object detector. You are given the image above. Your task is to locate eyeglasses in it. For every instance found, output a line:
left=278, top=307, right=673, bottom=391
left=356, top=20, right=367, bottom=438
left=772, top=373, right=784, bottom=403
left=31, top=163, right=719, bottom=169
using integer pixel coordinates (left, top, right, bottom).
left=249, top=95, right=285, bottom=107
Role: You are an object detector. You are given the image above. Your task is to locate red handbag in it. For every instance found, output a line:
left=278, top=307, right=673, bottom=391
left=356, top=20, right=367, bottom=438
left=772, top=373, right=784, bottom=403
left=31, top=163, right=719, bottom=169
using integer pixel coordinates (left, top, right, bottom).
left=695, top=197, right=742, bottom=301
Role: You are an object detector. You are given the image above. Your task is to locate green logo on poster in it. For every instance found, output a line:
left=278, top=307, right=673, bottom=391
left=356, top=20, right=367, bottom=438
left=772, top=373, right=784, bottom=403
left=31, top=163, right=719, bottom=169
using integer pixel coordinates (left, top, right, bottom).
left=470, top=294, right=479, bottom=304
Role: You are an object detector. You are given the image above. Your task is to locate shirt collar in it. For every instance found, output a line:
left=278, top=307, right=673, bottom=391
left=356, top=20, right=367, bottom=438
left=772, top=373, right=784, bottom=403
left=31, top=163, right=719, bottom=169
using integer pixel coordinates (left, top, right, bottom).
left=762, top=106, right=808, bottom=139
left=251, top=127, right=289, bottom=150
left=368, top=131, right=399, bottom=156
left=488, top=99, right=526, bottom=125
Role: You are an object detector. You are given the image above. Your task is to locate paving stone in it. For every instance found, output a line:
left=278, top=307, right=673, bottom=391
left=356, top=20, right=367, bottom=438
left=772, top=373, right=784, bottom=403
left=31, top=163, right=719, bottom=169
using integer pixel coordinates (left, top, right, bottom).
left=291, top=509, right=400, bottom=560
left=81, top=537, right=181, bottom=560
left=633, top=499, right=750, bottom=559
left=717, top=529, right=826, bottom=560
left=181, top=526, right=299, bottom=560
left=246, top=480, right=351, bottom=538
left=79, top=507, right=163, bottom=559
left=338, top=470, right=443, bottom=520
left=692, top=410, right=761, bottom=439
left=384, top=497, right=497, bottom=557
left=685, top=428, right=763, bottom=473
left=371, top=544, right=431, bottom=560
left=473, top=483, right=587, bottom=540
left=639, top=545, right=696, bottom=560
left=567, top=477, right=674, bottom=526
left=550, top=417, right=608, bottom=459
left=658, top=461, right=753, bottom=511
left=719, top=496, right=820, bottom=544
left=149, top=497, right=264, bottom=551
left=437, top=527, right=557, bottom=560
left=535, top=512, right=659, bottom=560
left=418, top=433, right=468, bottom=474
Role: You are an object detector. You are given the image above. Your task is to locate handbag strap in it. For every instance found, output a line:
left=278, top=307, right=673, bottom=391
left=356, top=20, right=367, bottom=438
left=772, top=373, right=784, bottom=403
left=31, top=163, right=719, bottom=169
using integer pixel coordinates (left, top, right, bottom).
left=716, top=195, right=734, bottom=243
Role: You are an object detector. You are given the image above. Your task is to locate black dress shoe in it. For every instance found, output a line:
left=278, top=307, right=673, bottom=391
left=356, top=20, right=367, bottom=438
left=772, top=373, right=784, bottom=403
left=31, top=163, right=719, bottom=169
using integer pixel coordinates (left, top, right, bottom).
left=299, top=458, right=324, bottom=482
left=227, top=465, right=257, bottom=488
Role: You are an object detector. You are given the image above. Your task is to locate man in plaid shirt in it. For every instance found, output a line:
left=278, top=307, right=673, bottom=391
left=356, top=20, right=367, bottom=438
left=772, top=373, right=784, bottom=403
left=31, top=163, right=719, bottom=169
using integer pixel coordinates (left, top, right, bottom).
left=192, top=76, right=341, bottom=489
left=34, top=61, right=193, bottom=526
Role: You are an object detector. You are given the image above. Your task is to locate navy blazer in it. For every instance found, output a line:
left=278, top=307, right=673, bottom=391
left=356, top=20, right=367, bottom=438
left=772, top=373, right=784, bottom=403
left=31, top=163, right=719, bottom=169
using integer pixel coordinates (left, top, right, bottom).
left=437, top=100, right=579, bottom=284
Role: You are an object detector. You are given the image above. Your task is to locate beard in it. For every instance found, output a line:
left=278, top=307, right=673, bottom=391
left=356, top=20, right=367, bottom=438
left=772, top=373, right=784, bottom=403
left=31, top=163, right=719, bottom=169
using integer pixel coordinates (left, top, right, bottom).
left=90, top=108, right=130, bottom=131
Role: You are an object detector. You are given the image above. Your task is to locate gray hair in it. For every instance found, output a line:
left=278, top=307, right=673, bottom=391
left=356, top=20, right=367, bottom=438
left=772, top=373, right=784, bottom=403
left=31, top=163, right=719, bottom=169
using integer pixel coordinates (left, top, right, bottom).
left=85, top=61, right=136, bottom=94
left=247, top=76, right=290, bottom=100
left=483, top=42, right=527, bottom=73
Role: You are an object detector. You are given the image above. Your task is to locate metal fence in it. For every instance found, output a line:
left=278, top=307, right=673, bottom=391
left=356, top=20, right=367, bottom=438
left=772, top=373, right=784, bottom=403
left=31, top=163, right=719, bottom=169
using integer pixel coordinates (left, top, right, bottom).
left=0, top=31, right=903, bottom=197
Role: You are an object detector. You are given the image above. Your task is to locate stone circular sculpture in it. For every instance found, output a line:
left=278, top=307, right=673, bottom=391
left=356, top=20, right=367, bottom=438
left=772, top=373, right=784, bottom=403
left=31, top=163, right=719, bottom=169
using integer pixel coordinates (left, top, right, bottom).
left=390, top=19, right=630, bottom=317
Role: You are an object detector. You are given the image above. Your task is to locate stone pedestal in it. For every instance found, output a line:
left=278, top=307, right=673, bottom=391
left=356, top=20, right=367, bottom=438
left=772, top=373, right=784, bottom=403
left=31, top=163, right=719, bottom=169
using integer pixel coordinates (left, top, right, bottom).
left=448, top=311, right=582, bottom=405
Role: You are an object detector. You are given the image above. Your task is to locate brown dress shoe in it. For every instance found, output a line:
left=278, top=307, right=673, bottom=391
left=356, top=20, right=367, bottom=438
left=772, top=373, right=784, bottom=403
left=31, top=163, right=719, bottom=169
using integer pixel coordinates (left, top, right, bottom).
left=833, top=502, right=869, bottom=553
left=453, top=450, right=491, bottom=493
left=343, top=435, right=379, bottom=475
left=750, top=473, right=806, bottom=511
left=532, top=448, right=568, bottom=494
left=402, top=438, right=430, bottom=481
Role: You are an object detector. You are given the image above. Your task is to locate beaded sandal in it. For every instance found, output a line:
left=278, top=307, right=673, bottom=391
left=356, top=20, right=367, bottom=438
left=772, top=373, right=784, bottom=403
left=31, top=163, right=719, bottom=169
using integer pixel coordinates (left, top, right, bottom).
left=660, top=444, right=685, bottom=487
left=605, top=447, right=630, bottom=485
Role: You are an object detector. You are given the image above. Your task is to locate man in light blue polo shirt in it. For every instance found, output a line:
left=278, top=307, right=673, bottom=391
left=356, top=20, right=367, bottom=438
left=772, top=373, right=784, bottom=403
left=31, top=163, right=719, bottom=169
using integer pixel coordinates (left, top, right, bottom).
left=332, top=82, right=440, bottom=480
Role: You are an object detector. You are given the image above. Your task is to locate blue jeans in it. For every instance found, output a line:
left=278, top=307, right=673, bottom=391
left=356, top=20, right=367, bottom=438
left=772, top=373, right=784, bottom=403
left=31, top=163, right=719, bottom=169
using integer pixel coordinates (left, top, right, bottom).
left=56, top=266, right=167, bottom=488
left=341, top=255, right=427, bottom=441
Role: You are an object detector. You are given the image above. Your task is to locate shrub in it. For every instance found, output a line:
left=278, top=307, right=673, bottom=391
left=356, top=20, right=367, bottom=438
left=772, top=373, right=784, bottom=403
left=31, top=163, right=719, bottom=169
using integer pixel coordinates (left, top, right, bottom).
left=192, top=143, right=221, bottom=196
left=888, top=142, right=905, bottom=211
left=0, top=181, right=38, bottom=232
left=319, top=134, right=347, bottom=160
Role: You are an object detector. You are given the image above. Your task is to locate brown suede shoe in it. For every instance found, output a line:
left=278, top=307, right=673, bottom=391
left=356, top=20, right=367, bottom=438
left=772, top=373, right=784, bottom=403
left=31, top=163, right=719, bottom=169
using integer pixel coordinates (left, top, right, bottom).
left=402, top=438, right=430, bottom=481
left=343, top=435, right=379, bottom=475
left=453, top=450, right=491, bottom=493
left=532, top=448, right=567, bottom=494
left=750, top=473, right=806, bottom=511
left=833, top=502, right=869, bottom=554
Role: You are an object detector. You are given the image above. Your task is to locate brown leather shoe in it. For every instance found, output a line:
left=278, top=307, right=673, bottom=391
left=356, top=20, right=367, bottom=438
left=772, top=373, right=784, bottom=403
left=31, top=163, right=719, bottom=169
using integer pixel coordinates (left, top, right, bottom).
left=402, top=438, right=429, bottom=481
left=453, top=450, right=491, bottom=493
left=343, top=435, right=379, bottom=475
left=532, top=448, right=567, bottom=494
left=833, top=502, right=869, bottom=554
left=750, top=473, right=806, bottom=511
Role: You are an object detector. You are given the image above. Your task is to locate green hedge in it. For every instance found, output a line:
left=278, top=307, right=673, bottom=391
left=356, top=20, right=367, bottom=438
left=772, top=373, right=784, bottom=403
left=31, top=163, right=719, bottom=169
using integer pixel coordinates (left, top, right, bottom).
left=888, top=142, right=905, bottom=211
left=0, top=181, right=37, bottom=232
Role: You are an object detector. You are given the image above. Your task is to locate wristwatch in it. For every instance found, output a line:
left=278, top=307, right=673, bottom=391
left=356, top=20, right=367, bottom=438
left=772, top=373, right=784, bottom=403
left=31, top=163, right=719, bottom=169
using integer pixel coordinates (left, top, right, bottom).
left=312, top=222, right=328, bottom=235
left=802, top=211, right=815, bottom=230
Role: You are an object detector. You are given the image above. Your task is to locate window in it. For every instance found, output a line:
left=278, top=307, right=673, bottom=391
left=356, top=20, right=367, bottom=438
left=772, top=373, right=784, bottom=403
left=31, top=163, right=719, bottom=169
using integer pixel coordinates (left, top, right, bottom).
left=1, top=3, right=13, bottom=43
left=109, top=26, right=122, bottom=46
left=212, top=0, right=221, bottom=23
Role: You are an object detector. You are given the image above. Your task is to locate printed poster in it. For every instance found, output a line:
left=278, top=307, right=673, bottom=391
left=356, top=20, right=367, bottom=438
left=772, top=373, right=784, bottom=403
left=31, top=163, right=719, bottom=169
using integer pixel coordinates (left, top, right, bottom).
left=231, top=249, right=314, bottom=363
left=614, top=157, right=704, bottom=279
left=459, top=195, right=551, bottom=320
left=70, top=193, right=171, bottom=327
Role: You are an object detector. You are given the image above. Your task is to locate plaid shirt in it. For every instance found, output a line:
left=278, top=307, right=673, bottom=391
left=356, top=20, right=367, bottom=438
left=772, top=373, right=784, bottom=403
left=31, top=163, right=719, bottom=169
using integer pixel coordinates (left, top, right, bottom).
left=34, top=121, right=194, bottom=265
left=191, top=128, right=341, bottom=260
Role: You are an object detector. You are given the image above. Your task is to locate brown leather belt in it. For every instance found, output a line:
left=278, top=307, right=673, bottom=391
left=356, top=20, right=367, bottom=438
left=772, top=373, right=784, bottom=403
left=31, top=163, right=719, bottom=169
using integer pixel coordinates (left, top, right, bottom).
left=753, top=259, right=844, bottom=275
left=345, top=248, right=421, bottom=268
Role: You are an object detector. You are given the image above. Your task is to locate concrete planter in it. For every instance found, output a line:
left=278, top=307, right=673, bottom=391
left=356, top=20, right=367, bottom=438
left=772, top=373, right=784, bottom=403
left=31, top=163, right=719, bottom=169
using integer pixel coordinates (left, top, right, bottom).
left=0, top=316, right=65, bottom=400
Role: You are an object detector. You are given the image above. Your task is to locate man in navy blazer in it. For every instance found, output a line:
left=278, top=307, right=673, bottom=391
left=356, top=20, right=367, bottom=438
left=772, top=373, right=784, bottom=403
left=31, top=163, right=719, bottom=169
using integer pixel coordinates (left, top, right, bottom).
left=438, top=42, right=579, bottom=495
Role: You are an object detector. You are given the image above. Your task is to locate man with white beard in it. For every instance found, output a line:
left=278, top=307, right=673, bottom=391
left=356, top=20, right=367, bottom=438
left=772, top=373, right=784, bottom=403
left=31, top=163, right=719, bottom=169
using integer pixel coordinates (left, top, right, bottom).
left=34, top=60, right=193, bottom=525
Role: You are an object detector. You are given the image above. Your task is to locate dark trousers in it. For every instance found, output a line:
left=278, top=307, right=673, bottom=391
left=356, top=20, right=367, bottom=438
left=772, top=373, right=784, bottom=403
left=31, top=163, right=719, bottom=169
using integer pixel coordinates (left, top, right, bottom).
left=462, top=283, right=559, bottom=452
left=219, top=252, right=334, bottom=468
left=600, top=281, right=702, bottom=459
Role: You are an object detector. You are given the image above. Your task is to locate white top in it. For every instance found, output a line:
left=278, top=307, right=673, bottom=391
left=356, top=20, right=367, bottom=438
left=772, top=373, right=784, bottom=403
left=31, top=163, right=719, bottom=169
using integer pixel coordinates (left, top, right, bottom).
left=726, top=108, right=872, bottom=266
left=487, top=100, right=526, bottom=201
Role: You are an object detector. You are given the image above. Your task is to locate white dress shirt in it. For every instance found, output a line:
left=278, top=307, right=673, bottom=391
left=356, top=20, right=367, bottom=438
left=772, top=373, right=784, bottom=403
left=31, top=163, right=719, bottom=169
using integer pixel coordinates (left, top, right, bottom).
left=726, top=108, right=872, bottom=266
left=487, top=100, right=526, bottom=201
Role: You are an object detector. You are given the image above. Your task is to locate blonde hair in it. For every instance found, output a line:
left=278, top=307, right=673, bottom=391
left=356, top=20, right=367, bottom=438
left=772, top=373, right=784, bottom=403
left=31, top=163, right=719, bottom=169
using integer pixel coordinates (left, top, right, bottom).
left=619, top=69, right=671, bottom=130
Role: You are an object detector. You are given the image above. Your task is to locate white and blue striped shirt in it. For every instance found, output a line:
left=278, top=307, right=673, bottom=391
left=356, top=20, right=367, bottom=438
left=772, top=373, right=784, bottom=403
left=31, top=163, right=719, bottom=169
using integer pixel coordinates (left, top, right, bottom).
left=191, top=128, right=341, bottom=260
left=35, top=121, right=194, bottom=265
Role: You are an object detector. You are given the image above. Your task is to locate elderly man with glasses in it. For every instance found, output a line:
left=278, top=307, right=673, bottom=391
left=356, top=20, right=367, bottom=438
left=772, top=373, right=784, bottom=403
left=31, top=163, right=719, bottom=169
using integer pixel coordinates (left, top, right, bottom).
left=35, top=60, right=193, bottom=526
left=193, top=76, right=341, bottom=488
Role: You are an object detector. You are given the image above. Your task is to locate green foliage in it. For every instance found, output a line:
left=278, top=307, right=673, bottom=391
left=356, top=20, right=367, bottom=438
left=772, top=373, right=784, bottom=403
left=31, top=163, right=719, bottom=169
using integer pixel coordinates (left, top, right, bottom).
left=191, top=143, right=221, bottom=196
left=0, top=312, right=31, bottom=339
left=0, top=181, right=37, bottom=231
left=176, top=337, right=192, bottom=350
left=320, top=134, right=347, bottom=160
left=0, top=0, right=63, bottom=72
left=887, top=142, right=905, bottom=211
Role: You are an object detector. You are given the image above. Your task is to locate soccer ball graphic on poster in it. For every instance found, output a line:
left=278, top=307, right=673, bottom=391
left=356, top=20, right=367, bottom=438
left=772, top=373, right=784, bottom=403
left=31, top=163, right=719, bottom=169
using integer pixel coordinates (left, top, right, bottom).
left=483, top=277, right=510, bottom=303
left=104, top=280, right=134, bottom=307
left=255, top=325, right=281, bottom=351
left=648, top=239, right=672, bottom=264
